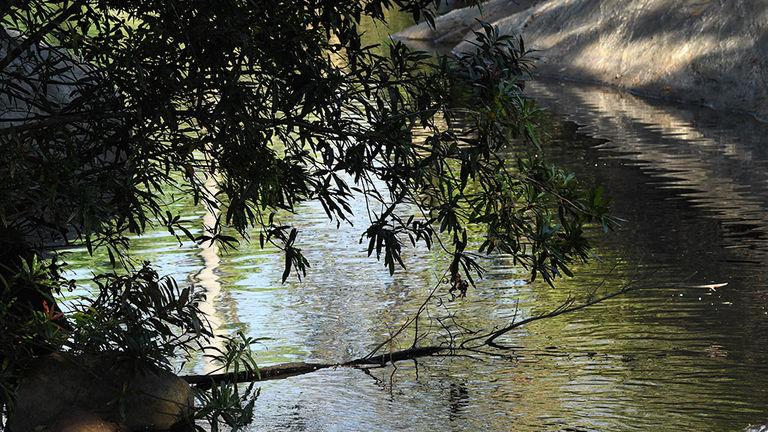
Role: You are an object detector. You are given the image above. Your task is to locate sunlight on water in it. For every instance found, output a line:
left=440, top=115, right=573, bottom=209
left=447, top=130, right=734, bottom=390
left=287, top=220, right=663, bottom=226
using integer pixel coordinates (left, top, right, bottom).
left=60, top=78, right=768, bottom=431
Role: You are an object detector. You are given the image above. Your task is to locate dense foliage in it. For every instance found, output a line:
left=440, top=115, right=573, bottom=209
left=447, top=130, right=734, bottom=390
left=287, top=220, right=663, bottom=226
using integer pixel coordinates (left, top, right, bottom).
left=0, top=0, right=612, bottom=428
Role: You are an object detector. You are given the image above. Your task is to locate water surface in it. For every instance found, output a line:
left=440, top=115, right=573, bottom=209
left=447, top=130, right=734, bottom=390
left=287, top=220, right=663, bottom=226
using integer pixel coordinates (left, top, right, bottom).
left=61, top=78, right=768, bottom=431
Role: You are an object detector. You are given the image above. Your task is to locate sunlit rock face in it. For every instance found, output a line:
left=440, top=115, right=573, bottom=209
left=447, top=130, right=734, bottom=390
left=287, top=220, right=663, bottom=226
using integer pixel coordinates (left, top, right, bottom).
left=48, top=412, right=122, bottom=432
left=395, top=0, right=543, bottom=44
left=397, top=0, right=768, bottom=119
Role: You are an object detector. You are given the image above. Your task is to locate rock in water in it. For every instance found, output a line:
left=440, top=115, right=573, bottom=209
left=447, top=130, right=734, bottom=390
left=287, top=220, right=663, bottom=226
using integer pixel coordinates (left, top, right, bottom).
left=7, top=354, right=193, bottom=431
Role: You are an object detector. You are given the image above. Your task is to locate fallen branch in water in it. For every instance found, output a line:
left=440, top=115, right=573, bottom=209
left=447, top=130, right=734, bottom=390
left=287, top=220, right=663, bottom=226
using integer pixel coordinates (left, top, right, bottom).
left=183, top=346, right=448, bottom=389
left=181, top=283, right=633, bottom=389
left=184, top=362, right=331, bottom=389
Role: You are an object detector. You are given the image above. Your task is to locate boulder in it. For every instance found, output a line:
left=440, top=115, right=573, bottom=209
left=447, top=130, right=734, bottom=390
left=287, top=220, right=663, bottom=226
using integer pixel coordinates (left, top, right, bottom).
left=50, top=411, right=123, bottom=432
left=7, top=354, right=193, bottom=432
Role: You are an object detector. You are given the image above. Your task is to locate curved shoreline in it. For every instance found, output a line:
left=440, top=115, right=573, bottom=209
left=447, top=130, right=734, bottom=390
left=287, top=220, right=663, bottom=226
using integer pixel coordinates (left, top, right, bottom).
left=395, top=0, right=768, bottom=120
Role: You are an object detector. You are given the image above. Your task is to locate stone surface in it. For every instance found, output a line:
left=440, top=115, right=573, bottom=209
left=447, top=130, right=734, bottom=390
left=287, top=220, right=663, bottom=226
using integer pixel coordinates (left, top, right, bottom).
left=50, top=411, right=123, bottom=432
left=395, top=0, right=541, bottom=44
left=7, top=354, right=193, bottom=432
left=398, top=0, right=768, bottom=119
left=0, top=29, right=95, bottom=129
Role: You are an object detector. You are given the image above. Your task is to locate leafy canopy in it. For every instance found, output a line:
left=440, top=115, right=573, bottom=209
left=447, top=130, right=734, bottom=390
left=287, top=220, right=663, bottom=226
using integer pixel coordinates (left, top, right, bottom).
left=1, top=0, right=610, bottom=287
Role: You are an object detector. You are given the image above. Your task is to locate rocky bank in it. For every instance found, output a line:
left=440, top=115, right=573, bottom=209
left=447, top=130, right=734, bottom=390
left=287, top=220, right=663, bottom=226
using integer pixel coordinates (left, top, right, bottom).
left=395, top=0, right=768, bottom=119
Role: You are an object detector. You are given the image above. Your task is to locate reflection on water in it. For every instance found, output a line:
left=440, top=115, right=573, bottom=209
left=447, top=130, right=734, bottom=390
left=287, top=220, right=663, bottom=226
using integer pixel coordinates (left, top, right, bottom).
left=60, top=79, right=768, bottom=431
left=196, top=175, right=227, bottom=374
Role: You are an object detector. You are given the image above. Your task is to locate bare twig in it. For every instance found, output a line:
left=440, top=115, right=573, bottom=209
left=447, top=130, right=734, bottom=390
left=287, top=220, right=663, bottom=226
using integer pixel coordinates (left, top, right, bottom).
left=481, top=283, right=634, bottom=348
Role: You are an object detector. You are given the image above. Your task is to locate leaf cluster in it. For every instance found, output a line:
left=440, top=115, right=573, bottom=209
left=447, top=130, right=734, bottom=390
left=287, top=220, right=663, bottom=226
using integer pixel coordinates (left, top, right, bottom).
left=66, top=262, right=213, bottom=369
left=1, top=0, right=611, bottom=289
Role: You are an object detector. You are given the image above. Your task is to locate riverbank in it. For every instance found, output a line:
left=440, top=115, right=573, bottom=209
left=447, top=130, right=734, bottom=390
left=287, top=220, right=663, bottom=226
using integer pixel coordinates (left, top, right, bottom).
left=395, top=0, right=768, bottom=120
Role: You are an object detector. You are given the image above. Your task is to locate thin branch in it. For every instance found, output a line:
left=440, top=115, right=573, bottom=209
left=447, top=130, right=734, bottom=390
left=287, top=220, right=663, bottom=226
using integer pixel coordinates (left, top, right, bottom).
left=0, top=0, right=86, bottom=72
left=482, top=283, right=634, bottom=348
left=181, top=281, right=634, bottom=388
left=363, top=272, right=445, bottom=359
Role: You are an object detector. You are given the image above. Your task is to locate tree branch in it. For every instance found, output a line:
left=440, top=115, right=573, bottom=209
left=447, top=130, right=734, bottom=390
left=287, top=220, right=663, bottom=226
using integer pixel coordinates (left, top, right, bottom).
left=182, top=345, right=448, bottom=390
left=181, top=283, right=633, bottom=389
left=0, top=0, right=86, bottom=72
left=481, top=283, right=634, bottom=348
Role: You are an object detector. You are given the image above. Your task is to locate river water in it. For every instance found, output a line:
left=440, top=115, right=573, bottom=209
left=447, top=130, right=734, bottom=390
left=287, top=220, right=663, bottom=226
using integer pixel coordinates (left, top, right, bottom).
left=60, top=77, right=768, bottom=431
left=58, top=15, right=768, bottom=429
